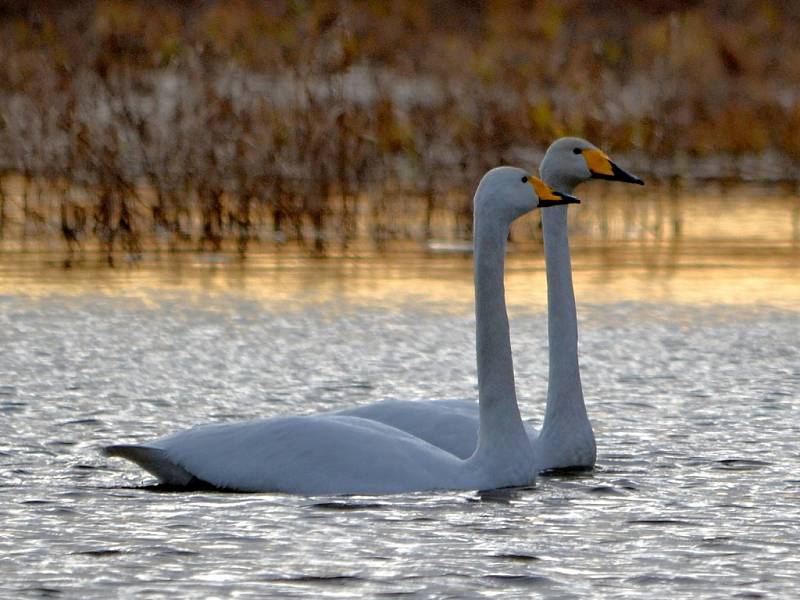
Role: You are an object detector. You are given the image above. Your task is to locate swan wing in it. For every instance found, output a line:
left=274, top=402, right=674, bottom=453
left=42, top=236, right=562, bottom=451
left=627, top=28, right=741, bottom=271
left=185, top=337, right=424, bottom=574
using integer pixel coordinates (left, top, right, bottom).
left=106, top=415, right=483, bottom=494
left=334, top=399, right=539, bottom=459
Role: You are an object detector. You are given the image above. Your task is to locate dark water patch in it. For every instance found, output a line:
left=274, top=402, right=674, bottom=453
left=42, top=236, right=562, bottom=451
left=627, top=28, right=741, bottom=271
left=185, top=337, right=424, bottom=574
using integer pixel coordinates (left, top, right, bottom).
left=20, top=587, right=62, bottom=597
left=156, top=548, right=199, bottom=557
left=214, top=533, right=265, bottom=543
left=164, top=523, right=197, bottom=531
left=134, top=477, right=225, bottom=493
left=320, top=380, right=374, bottom=392
left=492, top=553, right=540, bottom=562
left=601, top=453, right=637, bottom=461
left=627, top=574, right=703, bottom=585
left=59, top=418, right=102, bottom=426
left=143, top=399, right=172, bottom=408
left=309, top=501, right=386, bottom=511
left=484, top=574, right=551, bottom=585
left=588, top=485, right=625, bottom=495
left=74, top=549, right=123, bottom=557
left=699, top=537, right=756, bottom=554
left=71, top=464, right=98, bottom=471
left=47, top=440, right=76, bottom=447
left=765, top=389, right=794, bottom=397
left=715, top=459, right=772, bottom=470
left=0, top=385, right=17, bottom=396
left=612, top=478, right=640, bottom=490
left=715, top=503, right=757, bottom=510
left=617, top=375, right=647, bottom=384
left=700, top=535, right=733, bottom=544
left=260, top=575, right=363, bottom=585
left=471, top=488, right=525, bottom=503
left=402, top=516, right=437, bottom=523
left=539, top=466, right=595, bottom=478
left=622, top=401, right=658, bottom=410
left=467, top=526, right=514, bottom=534
left=627, top=519, right=702, bottom=527
left=58, top=490, right=92, bottom=499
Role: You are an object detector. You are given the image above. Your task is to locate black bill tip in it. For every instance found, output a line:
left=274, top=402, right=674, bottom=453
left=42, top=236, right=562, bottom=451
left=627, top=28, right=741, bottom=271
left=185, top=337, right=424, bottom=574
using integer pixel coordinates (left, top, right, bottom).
left=592, top=161, right=645, bottom=185
left=539, top=191, right=580, bottom=208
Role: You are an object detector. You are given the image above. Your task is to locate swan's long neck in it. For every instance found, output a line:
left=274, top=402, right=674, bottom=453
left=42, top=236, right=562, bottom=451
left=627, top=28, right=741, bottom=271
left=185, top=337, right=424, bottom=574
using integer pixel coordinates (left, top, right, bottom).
left=541, top=204, right=583, bottom=413
left=538, top=182, right=595, bottom=465
left=472, top=205, right=531, bottom=464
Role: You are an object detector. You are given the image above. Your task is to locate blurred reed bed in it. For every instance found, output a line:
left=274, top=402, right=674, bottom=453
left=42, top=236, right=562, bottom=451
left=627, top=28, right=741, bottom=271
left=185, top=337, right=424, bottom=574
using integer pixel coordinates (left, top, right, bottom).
left=1, top=1, right=799, bottom=263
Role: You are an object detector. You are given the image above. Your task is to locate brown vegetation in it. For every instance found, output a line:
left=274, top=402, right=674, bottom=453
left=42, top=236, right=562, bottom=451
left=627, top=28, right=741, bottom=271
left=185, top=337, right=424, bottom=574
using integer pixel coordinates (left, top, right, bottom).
left=0, top=1, right=799, bottom=260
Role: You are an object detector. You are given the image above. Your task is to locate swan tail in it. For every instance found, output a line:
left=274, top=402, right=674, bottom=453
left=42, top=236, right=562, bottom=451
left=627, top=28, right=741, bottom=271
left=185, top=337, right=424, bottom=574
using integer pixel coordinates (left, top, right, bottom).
left=104, top=444, right=196, bottom=487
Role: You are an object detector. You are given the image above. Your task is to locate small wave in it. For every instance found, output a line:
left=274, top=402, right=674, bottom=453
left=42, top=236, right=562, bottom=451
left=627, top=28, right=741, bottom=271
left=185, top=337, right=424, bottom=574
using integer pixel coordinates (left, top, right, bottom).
left=485, top=574, right=551, bottom=585
left=260, top=575, right=363, bottom=585
left=59, top=418, right=102, bottom=426
left=74, top=549, right=123, bottom=557
left=715, top=459, right=772, bottom=470
left=21, top=587, right=62, bottom=597
left=309, top=501, right=385, bottom=511
left=491, top=553, right=540, bottom=562
left=627, top=519, right=702, bottom=527
left=588, top=485, right=625, bottom=495
left=627, top=574, right=703, bottom=585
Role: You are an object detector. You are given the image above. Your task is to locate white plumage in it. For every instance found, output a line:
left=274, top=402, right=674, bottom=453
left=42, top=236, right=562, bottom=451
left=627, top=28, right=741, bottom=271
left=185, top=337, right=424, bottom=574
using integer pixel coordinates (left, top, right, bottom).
left=105, top=168, right=580, bottom=494
left=319, top=138, right=644, bottom=472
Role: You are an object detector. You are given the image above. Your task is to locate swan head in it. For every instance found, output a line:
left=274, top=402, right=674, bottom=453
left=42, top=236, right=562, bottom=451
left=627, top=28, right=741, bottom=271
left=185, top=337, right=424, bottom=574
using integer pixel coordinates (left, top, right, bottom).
left=475, top=167, right=580, bottom=222
left=540, top=137, right=644, bottom=192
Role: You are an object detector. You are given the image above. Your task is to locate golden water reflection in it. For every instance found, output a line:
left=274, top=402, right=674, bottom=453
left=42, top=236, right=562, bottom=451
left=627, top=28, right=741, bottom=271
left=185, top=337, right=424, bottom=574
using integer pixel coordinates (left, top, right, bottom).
left=1, top=240, right=797, bottom=313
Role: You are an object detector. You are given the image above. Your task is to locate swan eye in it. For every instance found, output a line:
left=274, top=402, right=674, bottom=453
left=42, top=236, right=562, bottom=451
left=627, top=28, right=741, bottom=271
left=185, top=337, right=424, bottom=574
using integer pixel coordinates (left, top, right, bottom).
left=521, top=176, right=528, bottom=183
left=573, top=148, right=582, bottom=155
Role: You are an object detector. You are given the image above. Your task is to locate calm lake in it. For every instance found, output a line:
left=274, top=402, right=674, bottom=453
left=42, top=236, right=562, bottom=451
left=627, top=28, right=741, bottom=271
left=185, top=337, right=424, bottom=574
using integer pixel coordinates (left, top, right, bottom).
left=1, top=210, right=799, bottom=598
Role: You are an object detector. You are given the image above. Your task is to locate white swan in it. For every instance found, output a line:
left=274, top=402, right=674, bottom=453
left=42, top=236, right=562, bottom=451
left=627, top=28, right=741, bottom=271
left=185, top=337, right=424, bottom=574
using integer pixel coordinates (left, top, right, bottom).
left=104, top=168, right=579, bottom=494
left=331, top=137, right=644, bottom=471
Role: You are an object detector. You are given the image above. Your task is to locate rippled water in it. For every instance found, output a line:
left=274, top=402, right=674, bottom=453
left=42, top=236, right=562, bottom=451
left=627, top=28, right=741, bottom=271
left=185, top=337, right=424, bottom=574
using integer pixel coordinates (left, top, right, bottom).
left=1, top=251, right=799, bottom=598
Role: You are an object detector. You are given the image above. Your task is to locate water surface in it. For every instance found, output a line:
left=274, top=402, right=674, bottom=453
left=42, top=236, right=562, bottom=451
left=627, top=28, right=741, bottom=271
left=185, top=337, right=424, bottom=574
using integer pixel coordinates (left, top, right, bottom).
left=0, top=249, right=798, bottom=598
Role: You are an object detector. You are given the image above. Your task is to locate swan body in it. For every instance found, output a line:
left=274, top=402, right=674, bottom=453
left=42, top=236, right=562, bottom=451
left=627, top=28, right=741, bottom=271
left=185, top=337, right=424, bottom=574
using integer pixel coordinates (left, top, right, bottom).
left=326, top=138, right=644, bottom=471
left=105, top=168, right=579, bottom=494
left=331, top=398, right=496, bottom=460
left=108, top=415, right=511, bottom=494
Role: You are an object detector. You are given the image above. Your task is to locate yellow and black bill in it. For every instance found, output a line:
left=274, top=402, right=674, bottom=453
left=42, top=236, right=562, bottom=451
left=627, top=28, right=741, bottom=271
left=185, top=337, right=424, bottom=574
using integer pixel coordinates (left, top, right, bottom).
left=581, top=148, right=645, bottom=185
left=529, top=177, right=581, bottom=207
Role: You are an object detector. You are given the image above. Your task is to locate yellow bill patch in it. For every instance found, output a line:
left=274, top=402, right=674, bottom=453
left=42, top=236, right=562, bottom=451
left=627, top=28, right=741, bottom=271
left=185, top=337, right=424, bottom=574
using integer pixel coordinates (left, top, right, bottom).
left=583, top=148, right=615, bottom=176
left=529, top=177, right=560, bottom=201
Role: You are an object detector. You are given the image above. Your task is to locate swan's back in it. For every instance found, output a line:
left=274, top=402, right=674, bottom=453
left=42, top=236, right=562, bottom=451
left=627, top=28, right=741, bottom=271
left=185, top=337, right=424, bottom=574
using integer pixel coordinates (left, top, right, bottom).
left=335, top=399, right=481, bottom=458
left=335, top=398, right=539, bottom=459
